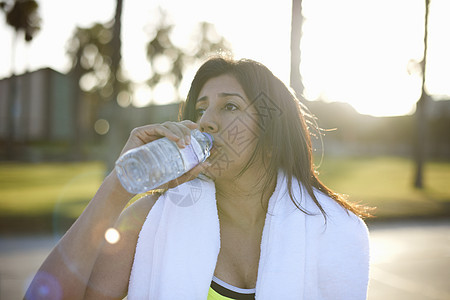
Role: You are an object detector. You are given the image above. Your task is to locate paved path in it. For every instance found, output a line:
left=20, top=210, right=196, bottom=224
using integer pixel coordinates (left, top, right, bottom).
left=368, top=220, right=450, bottom=300
left=0, top=235, right=58, bottom=300
left=1, top=220, right=449, bottom=299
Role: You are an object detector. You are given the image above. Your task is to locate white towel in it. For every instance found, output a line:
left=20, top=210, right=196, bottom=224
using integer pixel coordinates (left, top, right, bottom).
left=128, top=171, right=370, bottom=299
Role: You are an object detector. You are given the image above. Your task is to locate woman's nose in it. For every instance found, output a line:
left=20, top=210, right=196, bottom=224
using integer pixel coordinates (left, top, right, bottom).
left=198, top=109, right=219, bottom=133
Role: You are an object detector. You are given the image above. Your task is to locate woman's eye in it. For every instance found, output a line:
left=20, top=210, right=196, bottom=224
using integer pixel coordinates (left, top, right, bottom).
left=225, top=103, right=238, bottom=111
left=196, top=108, right=205, bottom=117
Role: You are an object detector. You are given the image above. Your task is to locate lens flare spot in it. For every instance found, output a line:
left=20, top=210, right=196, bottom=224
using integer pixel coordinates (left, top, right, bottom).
left=24, top=271, right=62, bottom=300
left=94, top=119, right=110, bottom=135
left=105, top=228, right=120, bottom=244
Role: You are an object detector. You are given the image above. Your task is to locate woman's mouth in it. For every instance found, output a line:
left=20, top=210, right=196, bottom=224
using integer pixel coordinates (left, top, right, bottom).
left=210, top=144, right=220, bottom=155
left=208, top=143, right=225, bottom=161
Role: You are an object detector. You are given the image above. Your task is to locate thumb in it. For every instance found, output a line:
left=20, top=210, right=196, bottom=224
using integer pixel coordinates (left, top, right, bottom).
left=161, top=162, right=212, bottom=190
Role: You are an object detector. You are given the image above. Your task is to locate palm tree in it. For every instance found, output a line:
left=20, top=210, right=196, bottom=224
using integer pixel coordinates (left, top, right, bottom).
left=413, top=0, right=431, bottom=188
left=290, top=0, right=305, bottom=102
left=1, top=0, right=41, bottom=73
left=104, top=0, right=124, bottom=171
left=0, top=0, right=40, bottom=160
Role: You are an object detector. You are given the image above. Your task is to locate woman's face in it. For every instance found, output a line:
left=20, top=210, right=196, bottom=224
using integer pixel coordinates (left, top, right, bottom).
left=195, top=74, right=261, bottom=181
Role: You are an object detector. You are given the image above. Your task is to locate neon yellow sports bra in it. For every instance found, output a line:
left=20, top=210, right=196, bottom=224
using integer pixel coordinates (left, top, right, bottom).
left=208, top=276, right=255, bottom=300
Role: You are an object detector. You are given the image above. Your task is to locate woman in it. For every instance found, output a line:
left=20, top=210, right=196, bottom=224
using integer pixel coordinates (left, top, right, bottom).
left=26, top=57, right=371, bottom=300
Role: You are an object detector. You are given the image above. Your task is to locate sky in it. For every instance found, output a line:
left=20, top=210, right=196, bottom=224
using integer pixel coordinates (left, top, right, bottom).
left=0, top=0, right=449, bottom=117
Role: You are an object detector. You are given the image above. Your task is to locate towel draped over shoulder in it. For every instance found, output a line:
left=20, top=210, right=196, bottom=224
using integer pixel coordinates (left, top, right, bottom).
left=128, top=171, right=370, bottom=299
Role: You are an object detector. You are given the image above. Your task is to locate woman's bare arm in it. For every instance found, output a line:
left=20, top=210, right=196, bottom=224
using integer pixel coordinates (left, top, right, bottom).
left=24, top=120, right=206, bottom=300
left=24, top=171, right=134, bottom=299
left=84, top=193, right=159, bottom=299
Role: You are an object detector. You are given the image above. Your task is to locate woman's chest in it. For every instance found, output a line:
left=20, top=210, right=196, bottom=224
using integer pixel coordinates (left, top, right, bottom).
left=214, top=224, right=263, bottom=289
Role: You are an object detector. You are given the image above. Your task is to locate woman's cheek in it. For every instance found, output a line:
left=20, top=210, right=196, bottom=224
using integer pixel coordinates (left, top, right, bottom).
left=218, top=117, right=259, bottom=158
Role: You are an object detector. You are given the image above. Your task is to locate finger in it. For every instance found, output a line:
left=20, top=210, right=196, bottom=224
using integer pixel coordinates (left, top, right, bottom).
left=162, top=122, right=188, bottom=148
left=165, top=161, right=211, bottom=189
left=121, top=123, right=190, bottom=156
left=141, top=126, right=179, bottom=145
left=168, top=122, right=193, bottom=144
left=164, top=121, right=198, bottom=147
left=180, top=120, right=198, bottom=129
left=120, top=126, right=161, bottom=155
left=180, top=120, right=198, bottom=144
left=130, top=125, right=177, bottom=142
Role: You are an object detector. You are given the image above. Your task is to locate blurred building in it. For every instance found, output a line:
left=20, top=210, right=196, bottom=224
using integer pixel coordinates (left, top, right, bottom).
left=427, top=99, right=450, bottom=117
left=2, top=68, right=448, bottom=162
left=0, top=68, right=78, bottom=160
left=0, top=68, right=180, bottom=162
left=426, top=99, right=450, bottom=159
left=308, top=99, right=450, bottom=159
left=0, top=68, right=76, bottom=142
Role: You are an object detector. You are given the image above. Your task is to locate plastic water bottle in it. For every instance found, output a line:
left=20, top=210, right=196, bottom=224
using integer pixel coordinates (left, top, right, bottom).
left=115, top=129, right=213, bottom=194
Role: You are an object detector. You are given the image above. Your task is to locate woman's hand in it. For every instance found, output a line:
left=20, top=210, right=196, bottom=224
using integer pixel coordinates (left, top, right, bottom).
left=119, top=120, right=211, bottom=189
left=120, top=120, right=198, bottom=155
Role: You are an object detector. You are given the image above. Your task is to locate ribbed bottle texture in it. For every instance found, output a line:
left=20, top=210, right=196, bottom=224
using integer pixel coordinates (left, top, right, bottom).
left=115, top=129, right=213, bottom=194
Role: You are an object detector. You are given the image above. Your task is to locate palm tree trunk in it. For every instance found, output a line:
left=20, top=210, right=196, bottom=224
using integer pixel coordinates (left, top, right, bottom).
left=290, top=0, right=305, bottom=102
left=104, top=0, right=124, bottom=172
left=6, top=32, right=18, bottom=160
left=414, top=0, right=430, bottom=188
left=69, top=47, right=84, bottom=160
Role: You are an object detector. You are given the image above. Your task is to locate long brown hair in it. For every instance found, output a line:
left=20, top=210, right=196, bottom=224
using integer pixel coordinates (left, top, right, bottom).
left=181, top=56, right=372, bottom=219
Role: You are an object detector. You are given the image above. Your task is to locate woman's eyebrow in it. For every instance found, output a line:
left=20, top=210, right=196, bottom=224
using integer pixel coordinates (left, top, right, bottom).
left=196, top=92, right=245, bottom=103
left=196, top=96, right=208, bottom=103
left=218, top=92, right=245, bottom=101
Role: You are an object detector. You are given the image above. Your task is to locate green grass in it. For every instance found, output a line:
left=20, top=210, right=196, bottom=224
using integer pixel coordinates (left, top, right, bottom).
left=0, top=161, right=105, bottom=219
left=0, top=157, right=449, bottom=222
left=316, top=156, right=450, bottom=219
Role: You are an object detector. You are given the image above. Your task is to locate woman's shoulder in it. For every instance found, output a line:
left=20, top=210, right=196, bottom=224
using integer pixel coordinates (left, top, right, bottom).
left=308, top=194, right=370, bottom=299
left=114, top=192, right=162, bottom=234
left=122, top=192, right=161, bottom=219
left=84, top=192, right=162, bottom=298
left=307, top=189, right=369, bottom=236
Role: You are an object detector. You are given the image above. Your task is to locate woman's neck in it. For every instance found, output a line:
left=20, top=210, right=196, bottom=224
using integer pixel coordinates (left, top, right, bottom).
left=214, top=170, right=276, bottom=228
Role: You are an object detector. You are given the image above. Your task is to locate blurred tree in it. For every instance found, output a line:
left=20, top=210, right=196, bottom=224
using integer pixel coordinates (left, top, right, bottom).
left=428, top=112, right=450, bottom=159
left=414, top=0, right=430, bottom=189
left=146, top=9, right=231, bottom=102
left=67, top=8, right=231, bottom=118
left=290, top=0, right=305, bottom=102
left=66, top=4, right=231, bottom=168
left=67, top=22, right=127, bottom=107
left=0, top=0, right=41, bottom=72
left=104, top=0, right=124, bottom=171
left=66, top=0, right=128, bottom=160
left=66, top=21, right=126, bottom=159
left=0, top=0, right=40, bottom=160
